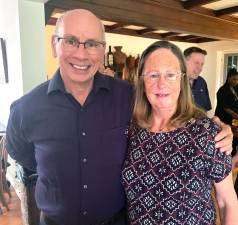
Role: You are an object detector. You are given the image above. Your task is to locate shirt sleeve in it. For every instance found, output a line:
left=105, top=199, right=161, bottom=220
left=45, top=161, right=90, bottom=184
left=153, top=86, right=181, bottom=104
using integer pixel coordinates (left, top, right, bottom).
left=203, top=119, right=232, bottom=183
left=6, top=101, right=37, bottom=171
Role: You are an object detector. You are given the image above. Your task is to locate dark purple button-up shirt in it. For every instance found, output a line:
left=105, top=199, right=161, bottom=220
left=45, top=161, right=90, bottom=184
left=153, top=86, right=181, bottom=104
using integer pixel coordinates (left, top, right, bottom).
left=6, top=70, right=133, bottom=225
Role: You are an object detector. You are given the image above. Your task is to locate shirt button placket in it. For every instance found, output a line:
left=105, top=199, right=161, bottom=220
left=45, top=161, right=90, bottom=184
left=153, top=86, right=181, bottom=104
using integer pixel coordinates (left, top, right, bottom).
left=83, top=158, right=87, bottom=163
left=79, top=107, right=88, bottom=218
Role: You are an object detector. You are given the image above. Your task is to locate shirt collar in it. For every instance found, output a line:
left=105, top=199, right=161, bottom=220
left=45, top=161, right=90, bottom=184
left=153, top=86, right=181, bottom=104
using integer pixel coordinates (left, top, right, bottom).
left=47, top=69, right=111, bottom=95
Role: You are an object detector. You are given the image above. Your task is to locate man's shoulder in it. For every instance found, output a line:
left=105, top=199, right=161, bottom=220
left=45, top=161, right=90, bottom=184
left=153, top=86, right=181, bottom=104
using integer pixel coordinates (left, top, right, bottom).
left=112, top=77, right=132, bottom=89
left=98, top=73, right=133, bottom=93
left=197, top=76, right=207, bottom=84
left=11, top=80, right=50, bottom=109
left=101, top=73, right=131, bottom=86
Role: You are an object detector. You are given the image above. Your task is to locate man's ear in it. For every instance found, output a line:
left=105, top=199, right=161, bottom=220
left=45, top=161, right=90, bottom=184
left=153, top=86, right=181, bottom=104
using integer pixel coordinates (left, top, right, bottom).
left=51, top=35, right=57, bottom=58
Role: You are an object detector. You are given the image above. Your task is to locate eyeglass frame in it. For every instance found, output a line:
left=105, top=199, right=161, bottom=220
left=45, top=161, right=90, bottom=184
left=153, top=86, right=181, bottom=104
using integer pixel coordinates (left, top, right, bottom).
left=55, top=35, right=106, bottom=51
left=141, top=70, right=185, bottom=83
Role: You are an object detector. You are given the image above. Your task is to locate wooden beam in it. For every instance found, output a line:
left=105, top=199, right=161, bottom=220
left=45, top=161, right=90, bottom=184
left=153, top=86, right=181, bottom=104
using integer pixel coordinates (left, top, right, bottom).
left=108, top=23, right=125, bottom=31
left=105, top=26, right=163, bottom=40
left=45, top=0, right=238, bottom=41
left=183, top=0, right=220, bottom=9
left=191, top=37, right=218, bottom=43
left=160, top=32, right=180, bottom=38
left=137, top=28, right=156, bottom=35
left=104, top=27, right=202, bottom=43
left=214, top=6, right=238, bottom=17
left=182, top=35, right=203, bottom=41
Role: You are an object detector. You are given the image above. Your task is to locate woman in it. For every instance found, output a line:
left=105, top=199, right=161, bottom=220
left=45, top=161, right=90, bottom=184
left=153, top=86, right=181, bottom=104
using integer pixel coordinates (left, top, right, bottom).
left=122, top=41, right=238, bottom=225
left=215, top=68, right=238, bottom=125
left=215, top=68, right=238, bottom=156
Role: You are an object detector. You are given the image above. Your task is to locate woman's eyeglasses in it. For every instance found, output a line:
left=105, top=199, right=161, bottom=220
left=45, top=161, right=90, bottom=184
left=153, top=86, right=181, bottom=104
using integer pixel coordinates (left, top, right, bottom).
left=142, top=71, right=184, bottom=83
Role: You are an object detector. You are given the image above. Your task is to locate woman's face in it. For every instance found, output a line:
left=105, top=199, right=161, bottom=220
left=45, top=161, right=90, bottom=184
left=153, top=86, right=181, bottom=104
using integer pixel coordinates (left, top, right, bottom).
left=143, top=48, right=182, bottom=113
left=229, top=75, right=238, bottom=87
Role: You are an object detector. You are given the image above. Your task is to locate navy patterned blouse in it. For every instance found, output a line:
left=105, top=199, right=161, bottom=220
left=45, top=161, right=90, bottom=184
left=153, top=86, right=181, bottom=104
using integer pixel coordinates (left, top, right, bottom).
left=122, top=118, right=232, bottom=225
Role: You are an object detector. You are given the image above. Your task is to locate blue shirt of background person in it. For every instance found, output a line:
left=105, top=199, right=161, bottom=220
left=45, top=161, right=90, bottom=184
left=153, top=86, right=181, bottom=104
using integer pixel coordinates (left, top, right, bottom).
left=184, top=47, right=212, bottom=112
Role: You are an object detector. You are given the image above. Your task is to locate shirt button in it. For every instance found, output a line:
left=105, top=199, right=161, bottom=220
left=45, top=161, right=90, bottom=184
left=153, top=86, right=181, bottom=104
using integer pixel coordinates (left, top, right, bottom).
left=83, top=158, right=87, bottom=163
left=82, top=132, right=86, bottom=136
left=83, top=211, right=87, bottom=215
left=83, top=184, right=88, bottom=189
left=80, top=108, right=83, bottom=112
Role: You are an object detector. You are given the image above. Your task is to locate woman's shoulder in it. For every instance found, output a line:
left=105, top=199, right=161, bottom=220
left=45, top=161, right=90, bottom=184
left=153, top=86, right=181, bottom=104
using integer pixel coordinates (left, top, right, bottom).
left=187, top=117, right=220, bottom=137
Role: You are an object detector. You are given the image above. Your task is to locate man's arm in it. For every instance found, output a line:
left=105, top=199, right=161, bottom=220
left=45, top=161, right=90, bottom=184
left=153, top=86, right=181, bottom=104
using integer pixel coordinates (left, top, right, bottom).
left=6, top=102, right=36, bottom=171
left=212, top=116, right=233, bottom=154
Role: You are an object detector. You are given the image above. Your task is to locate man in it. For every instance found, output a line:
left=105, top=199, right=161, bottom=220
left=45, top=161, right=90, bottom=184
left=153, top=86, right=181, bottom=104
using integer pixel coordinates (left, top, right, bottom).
left=184, top=47, right=212, bottom=112
left=6, top=9, right=232, bottom=225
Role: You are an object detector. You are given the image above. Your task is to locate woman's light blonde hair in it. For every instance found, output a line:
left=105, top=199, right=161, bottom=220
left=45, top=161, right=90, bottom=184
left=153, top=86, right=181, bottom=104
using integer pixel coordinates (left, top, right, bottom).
left=133, top=41, right=206, bottom=129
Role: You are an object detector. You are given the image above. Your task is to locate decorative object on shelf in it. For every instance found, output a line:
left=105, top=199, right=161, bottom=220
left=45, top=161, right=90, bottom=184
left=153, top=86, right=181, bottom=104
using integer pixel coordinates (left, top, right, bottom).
left=123, top=55, right=136, bottom=84
left=113, top=46, right=127, bottom=79
left=106, top=45, right=114, bottom=69
left=0, top=38, right=8, bottom=84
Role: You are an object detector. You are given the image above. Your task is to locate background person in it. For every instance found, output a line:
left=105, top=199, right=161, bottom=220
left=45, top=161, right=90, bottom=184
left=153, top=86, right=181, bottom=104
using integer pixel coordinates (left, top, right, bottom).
left=122, top=41, right=238, bottom=225
left=215, top=68, right=238, bottom=156
left=215, top=68, right=238, bottom=197
left=184, top=47, right=212, bottom=112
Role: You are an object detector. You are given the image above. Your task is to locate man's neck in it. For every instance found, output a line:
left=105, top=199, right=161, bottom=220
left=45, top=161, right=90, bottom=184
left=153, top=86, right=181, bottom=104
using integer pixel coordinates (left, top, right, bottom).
left=64, top=78, right=94, bottom=106
left=189, top=77, right=194, bottom=86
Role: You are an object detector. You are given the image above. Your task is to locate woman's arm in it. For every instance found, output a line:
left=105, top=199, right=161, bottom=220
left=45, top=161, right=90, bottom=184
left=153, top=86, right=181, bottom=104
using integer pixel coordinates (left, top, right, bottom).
left=214, top=173, right=238, bottom=225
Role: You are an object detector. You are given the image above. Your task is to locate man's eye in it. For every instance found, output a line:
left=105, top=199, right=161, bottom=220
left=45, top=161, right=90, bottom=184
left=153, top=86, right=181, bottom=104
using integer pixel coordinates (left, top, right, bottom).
left=65, top=37, right=77, bottom=45
left=86, top=41, right=98, bottom=48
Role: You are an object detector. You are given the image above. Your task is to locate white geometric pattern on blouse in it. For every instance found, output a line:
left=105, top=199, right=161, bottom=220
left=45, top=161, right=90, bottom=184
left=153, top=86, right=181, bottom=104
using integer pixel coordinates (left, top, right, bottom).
left=122, top=118, right=232, bottom=225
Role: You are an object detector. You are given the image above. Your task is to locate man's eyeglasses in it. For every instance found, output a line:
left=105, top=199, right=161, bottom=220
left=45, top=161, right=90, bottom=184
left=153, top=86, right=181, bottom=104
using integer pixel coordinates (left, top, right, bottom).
left=142, top=71, right=184, bottom=83
left=56, top=35, right=105, bottom=52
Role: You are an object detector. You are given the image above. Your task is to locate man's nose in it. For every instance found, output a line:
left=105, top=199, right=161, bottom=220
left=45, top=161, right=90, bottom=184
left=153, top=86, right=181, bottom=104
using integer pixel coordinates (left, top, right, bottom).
left=73, top=44, right=88, bottom=57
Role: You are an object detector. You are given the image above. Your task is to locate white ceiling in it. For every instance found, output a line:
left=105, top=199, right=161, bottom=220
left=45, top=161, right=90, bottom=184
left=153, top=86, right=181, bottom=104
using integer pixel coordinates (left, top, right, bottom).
left=181, top=0, right=238, bottom=18
left=203, top=0, right=238, bottom=10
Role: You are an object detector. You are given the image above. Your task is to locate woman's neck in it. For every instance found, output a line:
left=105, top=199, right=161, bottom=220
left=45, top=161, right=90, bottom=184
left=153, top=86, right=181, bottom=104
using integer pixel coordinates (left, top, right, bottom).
left=149, top=109, right=175, bottom=132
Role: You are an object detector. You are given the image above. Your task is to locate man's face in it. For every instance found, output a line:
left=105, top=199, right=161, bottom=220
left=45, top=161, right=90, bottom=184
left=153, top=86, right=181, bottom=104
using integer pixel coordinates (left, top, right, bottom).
left=52, top=11, right=105, bottom=90
left=186, top=52, right=205, bottom=80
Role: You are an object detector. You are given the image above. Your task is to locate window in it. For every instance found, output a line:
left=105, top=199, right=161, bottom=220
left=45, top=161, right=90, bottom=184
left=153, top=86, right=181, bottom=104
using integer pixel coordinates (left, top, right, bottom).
left=224, top=53, right=238, bottom=84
